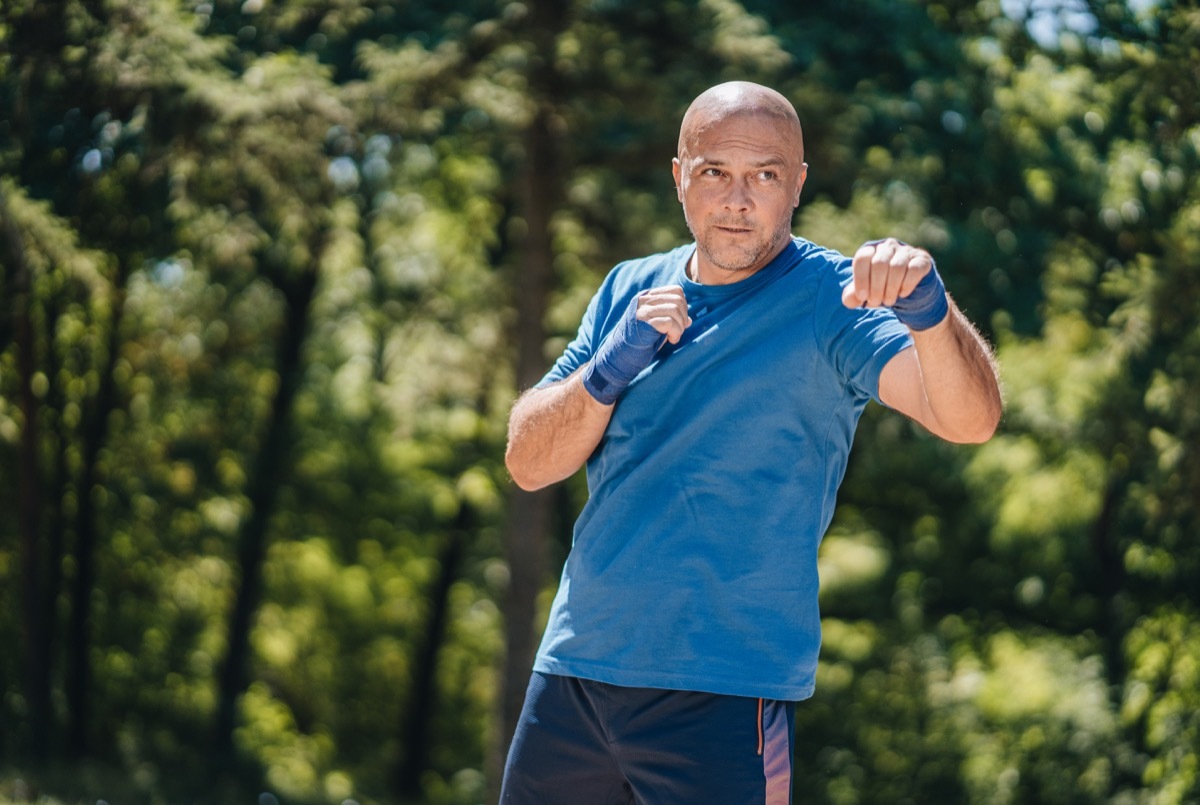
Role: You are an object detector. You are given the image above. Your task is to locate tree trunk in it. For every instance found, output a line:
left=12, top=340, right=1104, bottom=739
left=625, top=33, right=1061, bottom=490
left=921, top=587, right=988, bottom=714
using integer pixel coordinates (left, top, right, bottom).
left=1091, top=474, right=1127, bottom=690
left=396, top=508, right=470, bottom=800
left=3, top=190, right=51, bottom=762
left=212, top=263, right=320, bottom=763
left=491, top=21, right=564, bottom=789
left=65, top=261, right=129, bottom=759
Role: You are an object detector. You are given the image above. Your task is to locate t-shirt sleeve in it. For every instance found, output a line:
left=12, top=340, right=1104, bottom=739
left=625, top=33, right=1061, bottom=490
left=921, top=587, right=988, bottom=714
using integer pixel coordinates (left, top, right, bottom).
left=536, top=257, right=657, bottom=388
left=537, top=291, right=600, bottom=387
left=813, top=256, right=914, bottom=403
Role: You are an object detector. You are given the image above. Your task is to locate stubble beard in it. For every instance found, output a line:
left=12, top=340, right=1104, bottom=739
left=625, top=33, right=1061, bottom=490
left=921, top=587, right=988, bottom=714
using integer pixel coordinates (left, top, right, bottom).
left=686, top=210, right=794, bottom=277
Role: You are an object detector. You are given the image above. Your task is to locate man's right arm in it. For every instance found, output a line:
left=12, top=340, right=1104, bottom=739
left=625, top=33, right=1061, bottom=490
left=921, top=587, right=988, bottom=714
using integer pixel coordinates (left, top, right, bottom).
left=505, top=284, right=691, bottom=491
left=505, top=370, right=615, bottom=491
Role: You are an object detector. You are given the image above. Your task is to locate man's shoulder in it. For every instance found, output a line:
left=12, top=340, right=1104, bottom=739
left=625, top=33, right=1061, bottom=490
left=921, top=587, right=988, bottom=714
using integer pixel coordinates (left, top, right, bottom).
left=593, top=243, right=692, bottom=300
left=790, top=236, right=850, bottom=270
left=611, top=243, right=693, bottom=277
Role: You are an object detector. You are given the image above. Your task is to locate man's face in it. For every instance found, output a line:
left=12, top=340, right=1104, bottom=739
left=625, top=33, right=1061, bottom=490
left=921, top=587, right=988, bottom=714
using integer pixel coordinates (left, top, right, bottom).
left=672, top=112, right=808, bottom=285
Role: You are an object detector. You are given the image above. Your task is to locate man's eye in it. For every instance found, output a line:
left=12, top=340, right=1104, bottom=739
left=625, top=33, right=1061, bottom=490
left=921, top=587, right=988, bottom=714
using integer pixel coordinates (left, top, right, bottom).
left=758, top=171, right=778, bottom=181
left=701, top=168, right=723, bottom=177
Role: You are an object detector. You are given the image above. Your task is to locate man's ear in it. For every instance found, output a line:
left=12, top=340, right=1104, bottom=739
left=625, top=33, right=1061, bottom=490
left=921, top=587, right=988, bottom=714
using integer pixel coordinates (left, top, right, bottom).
left=794, top=162, right=809, bottom=207
left=672, top=157, right=684, bottom=202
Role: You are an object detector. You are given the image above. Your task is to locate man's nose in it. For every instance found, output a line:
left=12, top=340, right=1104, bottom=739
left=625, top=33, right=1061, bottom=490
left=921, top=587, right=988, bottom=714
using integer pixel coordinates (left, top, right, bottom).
left=722, top=177, right=753, bottom=211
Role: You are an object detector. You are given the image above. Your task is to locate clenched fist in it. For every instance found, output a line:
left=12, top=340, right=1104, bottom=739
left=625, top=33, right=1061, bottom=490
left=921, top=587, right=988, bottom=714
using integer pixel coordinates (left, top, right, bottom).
left=841, top=238, right=948, bottom=331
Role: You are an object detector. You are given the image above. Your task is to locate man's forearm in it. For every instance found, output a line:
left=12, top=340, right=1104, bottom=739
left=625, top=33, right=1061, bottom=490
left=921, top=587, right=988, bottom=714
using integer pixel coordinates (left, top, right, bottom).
left=505, top=370, right=615, bottom=491
left=910, top=300, right=1003, bottom=444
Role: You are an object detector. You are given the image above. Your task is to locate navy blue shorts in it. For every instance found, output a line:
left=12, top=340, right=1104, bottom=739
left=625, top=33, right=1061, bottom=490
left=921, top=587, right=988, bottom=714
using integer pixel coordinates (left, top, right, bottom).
left=499, top=672, right=796, bottom=804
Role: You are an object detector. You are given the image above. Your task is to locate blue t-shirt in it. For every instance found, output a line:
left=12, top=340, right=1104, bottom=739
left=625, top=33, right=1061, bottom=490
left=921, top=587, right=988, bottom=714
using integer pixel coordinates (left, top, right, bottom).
left=532, top=237, right=912, bottom=701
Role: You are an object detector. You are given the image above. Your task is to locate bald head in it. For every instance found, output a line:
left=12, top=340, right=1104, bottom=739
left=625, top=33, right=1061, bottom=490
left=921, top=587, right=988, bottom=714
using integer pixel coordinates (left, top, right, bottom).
left=678, top=82, right=804, bottom=162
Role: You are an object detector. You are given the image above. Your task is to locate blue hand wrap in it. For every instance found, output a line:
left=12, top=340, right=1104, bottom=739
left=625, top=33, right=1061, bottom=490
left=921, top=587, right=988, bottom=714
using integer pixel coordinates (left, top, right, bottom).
left=865, top=239, right=949, bottom=331
left=893, top=264, right=949, bottom=331
left=582, top=294, right=665, bottom=405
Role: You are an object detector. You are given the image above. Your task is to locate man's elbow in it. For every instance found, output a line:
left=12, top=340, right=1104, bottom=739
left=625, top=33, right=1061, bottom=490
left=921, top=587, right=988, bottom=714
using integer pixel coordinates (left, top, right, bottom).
left=507, top=467, right=548, bottom=493
left=950, top=422, right=998, bottom=445
left=945, top=405, right=1002, bottom=445
left=505, top=444, right=552, bottom=492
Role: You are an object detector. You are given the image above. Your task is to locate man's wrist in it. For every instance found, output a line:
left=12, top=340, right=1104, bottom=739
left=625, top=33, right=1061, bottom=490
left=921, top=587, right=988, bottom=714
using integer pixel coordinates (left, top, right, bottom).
left=582, top=361, right=621, bottom=405
left=581, top=294, right=663, bottom=405
left=893, top=267, right=949, bottom=331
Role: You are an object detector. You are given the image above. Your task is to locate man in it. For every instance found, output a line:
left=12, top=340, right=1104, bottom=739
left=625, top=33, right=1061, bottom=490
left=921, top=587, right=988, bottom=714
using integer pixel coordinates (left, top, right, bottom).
left=500, top=81, right=1002, bottom=804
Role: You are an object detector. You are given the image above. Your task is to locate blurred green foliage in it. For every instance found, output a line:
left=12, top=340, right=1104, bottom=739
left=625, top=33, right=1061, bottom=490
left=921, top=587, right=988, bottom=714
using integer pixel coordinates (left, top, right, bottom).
left=1, top=0, right=1198, bottom=803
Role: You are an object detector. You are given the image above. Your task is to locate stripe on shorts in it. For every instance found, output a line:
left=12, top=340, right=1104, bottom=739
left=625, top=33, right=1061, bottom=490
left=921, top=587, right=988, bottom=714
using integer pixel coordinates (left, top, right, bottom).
left=761, top=698, right=792, bottom=804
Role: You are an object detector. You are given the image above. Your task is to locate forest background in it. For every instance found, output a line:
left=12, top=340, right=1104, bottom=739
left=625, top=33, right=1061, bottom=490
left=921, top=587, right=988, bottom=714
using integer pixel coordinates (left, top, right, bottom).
left=1, top=0, right=1198, bottom=803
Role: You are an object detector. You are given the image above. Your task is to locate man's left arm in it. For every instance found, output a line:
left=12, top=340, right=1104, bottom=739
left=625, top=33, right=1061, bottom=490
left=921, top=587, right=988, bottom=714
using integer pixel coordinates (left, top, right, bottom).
left=843, top=238, right=1003, bottom=444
